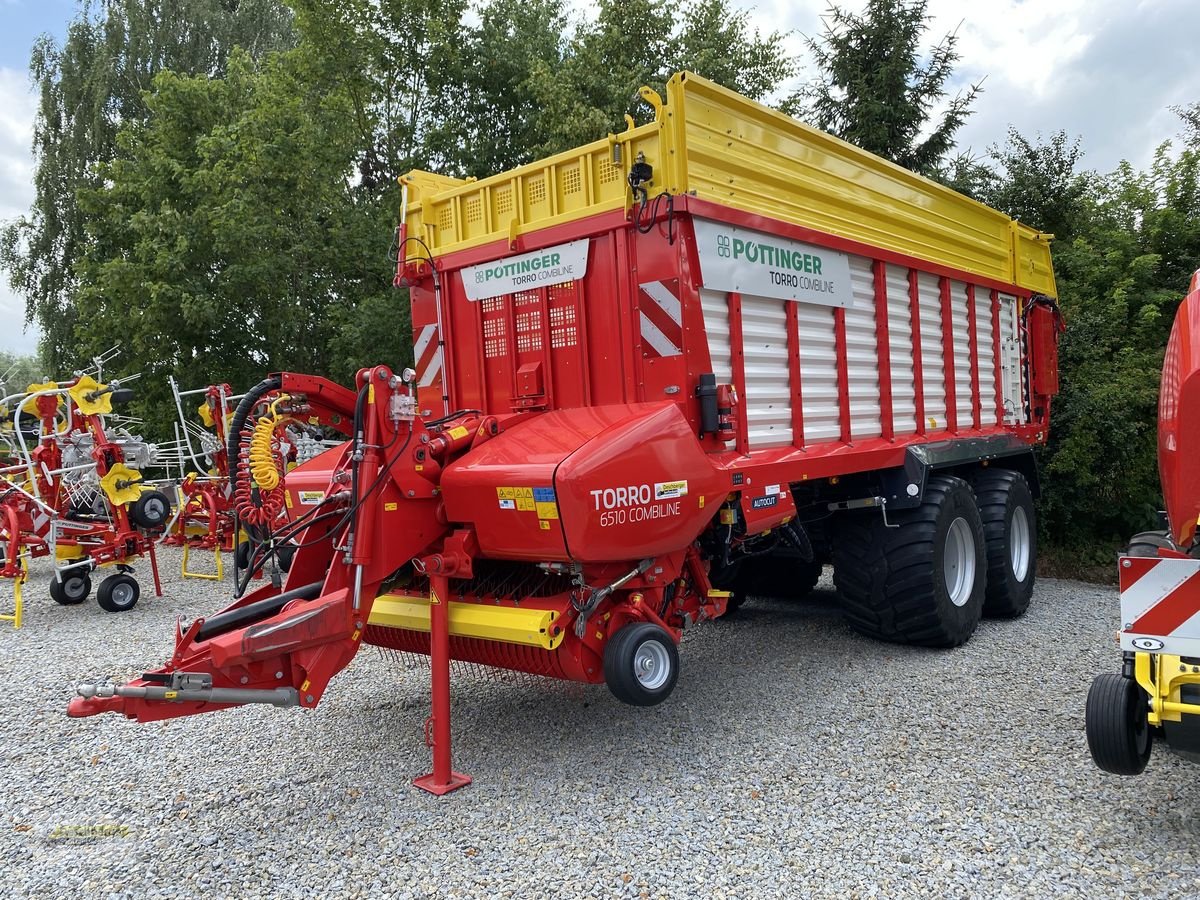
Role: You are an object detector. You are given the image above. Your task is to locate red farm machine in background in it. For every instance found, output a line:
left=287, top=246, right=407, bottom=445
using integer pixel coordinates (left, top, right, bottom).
left=1087, top=269, right=1200, bottom=775
left=70, top=73, right=1062, bottom=794
left=161, top=378, right=240, bottom=579
left=0, top=357, right=173, bottom=627
left=160, top=376, right=347, bottom=582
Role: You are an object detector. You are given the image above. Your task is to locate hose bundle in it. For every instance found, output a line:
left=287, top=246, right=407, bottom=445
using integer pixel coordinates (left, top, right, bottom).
left=229, top=377, right=287, bottom=528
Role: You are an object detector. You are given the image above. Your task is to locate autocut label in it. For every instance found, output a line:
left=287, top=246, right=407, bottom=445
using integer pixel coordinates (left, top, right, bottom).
left=693, top=218, right=852, bottom=308
left=461, top=239, right=590, bottom=302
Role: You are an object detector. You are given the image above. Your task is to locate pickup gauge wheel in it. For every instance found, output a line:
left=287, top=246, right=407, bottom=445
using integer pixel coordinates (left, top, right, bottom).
left=604, top=622, right=680, bottom=706
left=1086, top=673, right=1152, bottom=775
left=1125, top=531, right=1177, bottom=557
left=277, top=541, right=296, bottom=572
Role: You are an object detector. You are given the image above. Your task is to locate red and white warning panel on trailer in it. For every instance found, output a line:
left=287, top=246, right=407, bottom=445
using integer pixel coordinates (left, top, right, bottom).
left=1119, top=555, right=1200, bottom=656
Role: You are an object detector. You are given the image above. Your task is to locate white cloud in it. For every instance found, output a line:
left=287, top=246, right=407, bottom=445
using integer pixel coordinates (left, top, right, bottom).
left=0, top=65, right=40, bottom=356
left=935, top=0, right=1200, bottom=170
left=674, top=0, right=1199, bottom=172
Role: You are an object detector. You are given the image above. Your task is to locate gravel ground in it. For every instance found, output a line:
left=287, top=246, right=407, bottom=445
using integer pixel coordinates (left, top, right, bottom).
left=0, top=548, right=1197, bottom=899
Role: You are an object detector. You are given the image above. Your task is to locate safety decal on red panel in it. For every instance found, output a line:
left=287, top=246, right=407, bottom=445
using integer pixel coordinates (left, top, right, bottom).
left=638, top=279, right=683, bottom=359
left=496, top=486, right=557, bottom=521
left=414, top=323, right=443, bottom=389
left=1118, top=555, right=1200, bottom=656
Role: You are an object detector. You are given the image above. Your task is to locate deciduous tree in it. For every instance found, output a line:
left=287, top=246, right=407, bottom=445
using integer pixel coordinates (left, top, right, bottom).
left=0, top=0, right=295, bottom=370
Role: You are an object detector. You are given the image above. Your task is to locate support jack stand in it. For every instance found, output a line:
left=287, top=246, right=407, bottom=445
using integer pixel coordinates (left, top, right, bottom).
left=412, top=569, right=472, bottom=796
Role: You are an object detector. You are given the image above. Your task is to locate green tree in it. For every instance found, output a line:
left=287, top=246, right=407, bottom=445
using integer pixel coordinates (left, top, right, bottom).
left=1036, top=143, right=1200, bottom=551
left=426, top=0, right=569, bottom=177
left=72, top=48, right=407, bottom=431
left=981, top=129, right=1091, bottom=242
left=534, top=0, right=797, bottom=155
left=0, top=353, right=48, bottom=398
left=290, top=0, right=468, bottom=185
left=0, top=0, right=294, bottom=372
left=801, top=0, right=980, bottom=174
left=1173, top=101, right=1200, bottom=148
left=673, top=0, right=795, bottom=101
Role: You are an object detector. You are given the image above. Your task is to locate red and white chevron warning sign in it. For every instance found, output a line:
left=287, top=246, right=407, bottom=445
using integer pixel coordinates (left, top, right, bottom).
left=1119, top=555, right=1200, bottom=656
left=638, top=279, right=683, bottom=359
left=414, top=323, right=443, bottom=389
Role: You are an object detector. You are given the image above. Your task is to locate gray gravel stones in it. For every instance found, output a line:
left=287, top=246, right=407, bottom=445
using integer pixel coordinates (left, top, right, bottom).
left=0, top=552, right=1198, bottom=898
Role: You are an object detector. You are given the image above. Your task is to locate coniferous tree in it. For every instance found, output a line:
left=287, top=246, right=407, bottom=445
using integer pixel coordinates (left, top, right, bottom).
left=801, top=0, right=980, bottom=175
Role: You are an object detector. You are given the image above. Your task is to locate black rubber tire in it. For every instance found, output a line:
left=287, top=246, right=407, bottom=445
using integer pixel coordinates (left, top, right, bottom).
left=832, top=474, right=986, bottom=648
left=1086, top=673, right=1152, bottom=775
left=96, top=573, right=140, bottom=613
left=1125, top=531, right=1176, bottom=557
left=971, top=469, right=1037, bottom=618
left=236, top=540, right=253, bottom=570
left=276, top=541, right=296, bottom=572
left=130, top=489, right=172, bottom=530
left=603, top=622, right=680, bottom=706
left=49, top=572, right=92, bottom=606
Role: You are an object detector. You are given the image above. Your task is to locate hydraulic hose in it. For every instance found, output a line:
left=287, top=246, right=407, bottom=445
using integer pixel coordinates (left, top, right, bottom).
left=226, top=376, right=282, bottom=490
left=235, top=395, right=288, bottom=528
left=227, top=376, right=281, bottom=586
left=247, top=398, right=286, bottom=492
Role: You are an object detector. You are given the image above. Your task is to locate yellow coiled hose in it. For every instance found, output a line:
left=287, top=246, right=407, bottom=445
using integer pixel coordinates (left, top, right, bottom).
left=248, top=396, right=287, bottom=490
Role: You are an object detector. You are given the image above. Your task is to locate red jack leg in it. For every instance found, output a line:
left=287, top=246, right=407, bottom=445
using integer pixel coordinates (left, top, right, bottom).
left=412, top=571, right=471, bottom=796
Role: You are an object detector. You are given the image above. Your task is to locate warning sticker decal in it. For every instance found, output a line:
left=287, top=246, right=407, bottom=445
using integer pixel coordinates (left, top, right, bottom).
left=496, top=486, right=555, bottom=516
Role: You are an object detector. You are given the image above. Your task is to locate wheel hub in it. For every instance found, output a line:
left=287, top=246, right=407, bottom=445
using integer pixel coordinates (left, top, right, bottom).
left=944, top=516, right=977, bottom=608
left=633, top=641, right=671, bottom=690
left=1010, top=506, right=1031, bottom=582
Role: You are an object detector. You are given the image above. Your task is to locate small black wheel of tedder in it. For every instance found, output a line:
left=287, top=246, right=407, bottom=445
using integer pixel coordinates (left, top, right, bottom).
left=49, top=572, right=92, bottom=606
left=236, top=540, right=253, bottom=570
left=130, top=489, right=173, bottom=530
left=276, top=541, right=296, bottom=572
left=1086, top=673, right=1152, bottom=775
left=96, top=573, right=141, bottom=613
left=603, top=622, right=680, bottom=706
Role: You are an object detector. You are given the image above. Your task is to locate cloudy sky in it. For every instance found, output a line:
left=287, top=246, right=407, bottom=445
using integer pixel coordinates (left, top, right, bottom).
left=0, top=0, right=1197, bottom=357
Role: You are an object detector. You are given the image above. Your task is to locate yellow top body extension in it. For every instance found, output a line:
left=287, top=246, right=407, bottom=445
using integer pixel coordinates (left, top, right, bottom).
left=401, top=71, right=1056, bottom=296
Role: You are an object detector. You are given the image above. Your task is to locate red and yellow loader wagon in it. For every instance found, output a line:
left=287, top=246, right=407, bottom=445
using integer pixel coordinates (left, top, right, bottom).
left=70, top=73, right=1061, bottom=794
